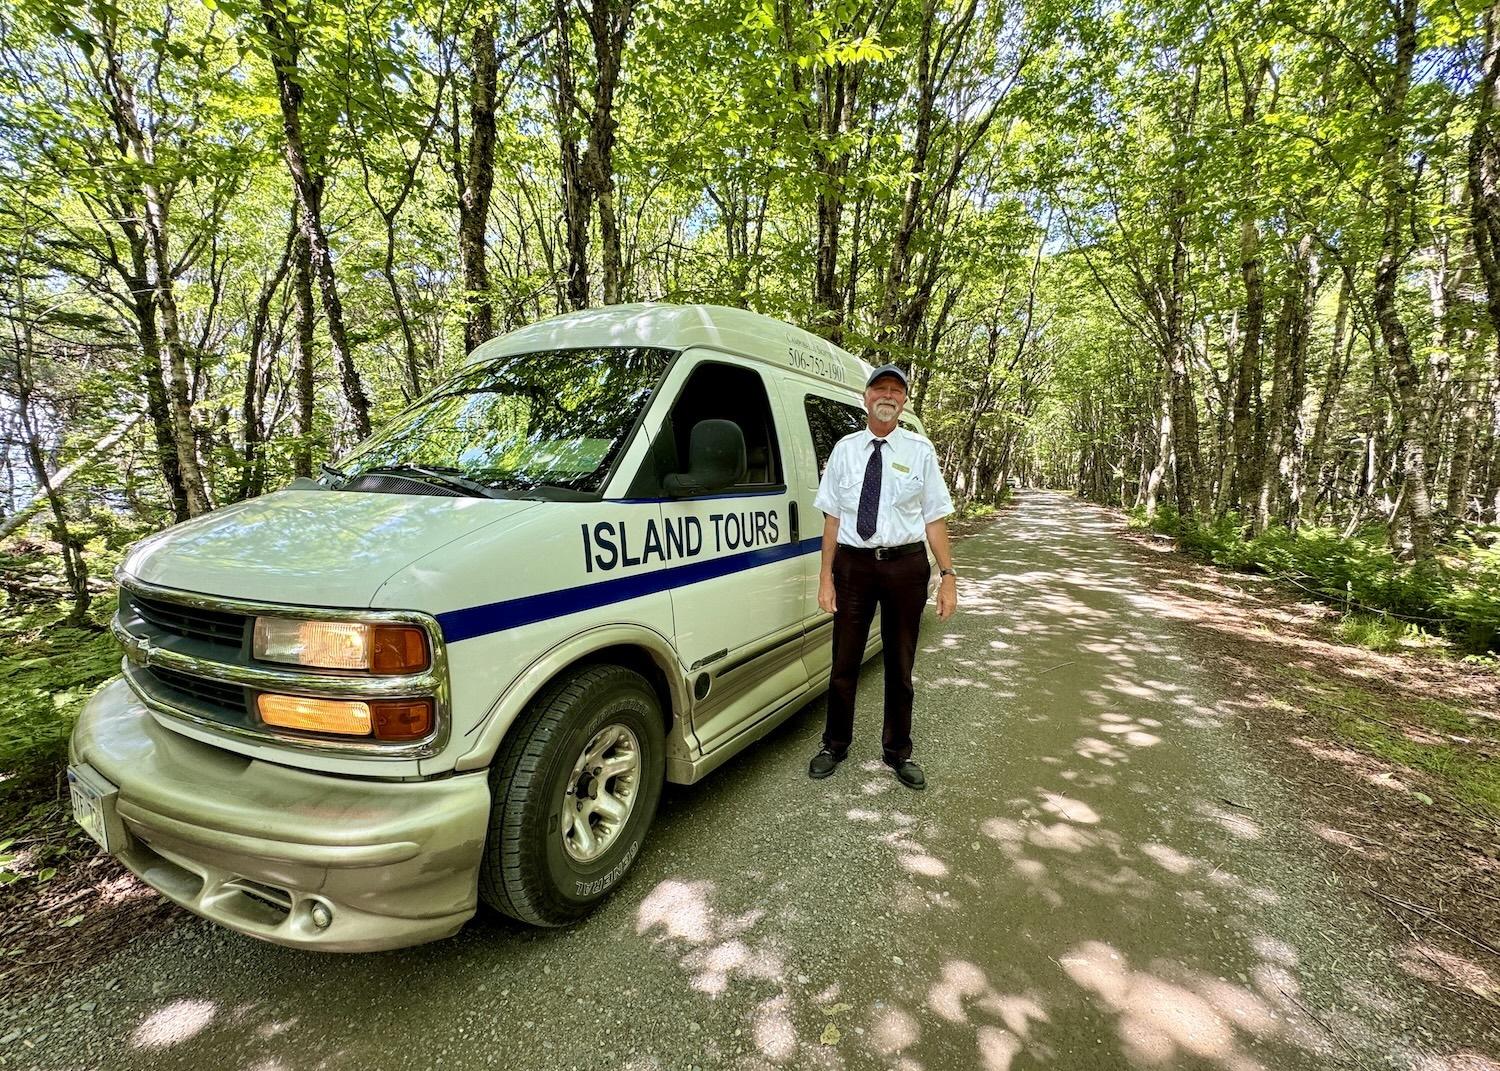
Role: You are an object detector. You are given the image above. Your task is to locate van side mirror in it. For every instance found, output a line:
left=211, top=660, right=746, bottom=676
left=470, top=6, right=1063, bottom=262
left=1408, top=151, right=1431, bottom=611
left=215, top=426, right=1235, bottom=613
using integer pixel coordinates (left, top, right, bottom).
left=663, top=419, right=746, bottom=497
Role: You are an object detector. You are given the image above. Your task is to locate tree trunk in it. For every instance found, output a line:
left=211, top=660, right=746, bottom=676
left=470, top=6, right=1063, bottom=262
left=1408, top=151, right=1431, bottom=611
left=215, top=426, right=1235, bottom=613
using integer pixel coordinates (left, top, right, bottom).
left=6, top=291, right=92, bottom=623
left=1164, top=171, right=1202, bottom=518
left=1144, top=370, right=1172, bottom=518
left=59, top=48, right=188, bottom=522
left=1283, top=246, right=1317, bottom=526
left=146, top=213, right=212, bottom=515
left=1371, top=0, right=1434, bottom=560
left=1255, top=238, right=1317, bottom=531
left=128, top=260, right=190, bottom=523
left=1446, top=345, right=1487, bottom=523
left=580, top=0, right=635, bottom=305
left=0, top=415, right=143, bottom=543
left=1303, top=270, right=1353, bottom=525
left=460, top=16, right=499, bottom=352
left=1486, top=389, right=1500, bottom=521
left=99, top=24, right=212, bottom=516
left=292, top=230, right=317, bottom=479
left=874, top=0, right=938, bottom=360
left=555, top=0, right=591, bottom=309
left=261, top=0, right=372, bottom=440
left=19, top=427, right=90, bottom=624
left=238, top=216, right=296, bottom=501
left=380, top=227, right=422, bottom=400
left=1468, top=0, right=1500, bottom=522
left=1228, top=51, right=1270, bottom=518
left=1232, top=211, right=1263, bottom=518
left=811, top=58, right=857, bottom=343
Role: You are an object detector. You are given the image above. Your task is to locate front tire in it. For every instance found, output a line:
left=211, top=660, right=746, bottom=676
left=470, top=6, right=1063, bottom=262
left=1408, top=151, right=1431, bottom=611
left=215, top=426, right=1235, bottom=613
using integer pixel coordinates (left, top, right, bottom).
left=479, top=664, right=665, bottom=926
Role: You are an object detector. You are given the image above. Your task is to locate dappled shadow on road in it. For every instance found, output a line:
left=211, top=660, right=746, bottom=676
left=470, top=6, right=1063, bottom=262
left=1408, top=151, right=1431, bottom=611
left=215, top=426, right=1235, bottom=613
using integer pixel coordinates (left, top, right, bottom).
left=37, top=492, right=1486, bottom=1070
left=1090, top=506, right=1500, bottom=1035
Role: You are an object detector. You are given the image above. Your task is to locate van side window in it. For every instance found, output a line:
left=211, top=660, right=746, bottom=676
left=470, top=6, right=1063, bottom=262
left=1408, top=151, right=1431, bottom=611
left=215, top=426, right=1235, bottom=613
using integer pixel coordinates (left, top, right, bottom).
left=639, top=361, right=783, bottom=495
left=803, top=395, right=866, bottom=477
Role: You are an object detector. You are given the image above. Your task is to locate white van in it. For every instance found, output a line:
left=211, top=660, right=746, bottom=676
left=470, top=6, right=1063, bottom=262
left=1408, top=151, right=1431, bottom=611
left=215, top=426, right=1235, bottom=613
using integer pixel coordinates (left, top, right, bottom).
left=68, top=304, right=929, bottom=951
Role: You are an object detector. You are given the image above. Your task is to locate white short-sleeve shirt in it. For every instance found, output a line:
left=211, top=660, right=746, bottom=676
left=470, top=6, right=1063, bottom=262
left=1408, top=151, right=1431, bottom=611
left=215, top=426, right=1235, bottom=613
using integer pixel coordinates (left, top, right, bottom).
left=813, top=425, right=955, bottom=547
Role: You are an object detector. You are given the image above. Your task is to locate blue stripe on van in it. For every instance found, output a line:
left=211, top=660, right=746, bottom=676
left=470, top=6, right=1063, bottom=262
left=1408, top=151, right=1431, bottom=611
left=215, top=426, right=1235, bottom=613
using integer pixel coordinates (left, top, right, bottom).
left=436, top=535, right=825, bottom=643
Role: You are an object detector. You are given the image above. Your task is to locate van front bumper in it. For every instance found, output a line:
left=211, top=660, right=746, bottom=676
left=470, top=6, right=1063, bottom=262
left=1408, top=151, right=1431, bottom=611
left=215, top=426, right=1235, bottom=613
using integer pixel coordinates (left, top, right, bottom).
left=69, top=677, right=491, bottom=952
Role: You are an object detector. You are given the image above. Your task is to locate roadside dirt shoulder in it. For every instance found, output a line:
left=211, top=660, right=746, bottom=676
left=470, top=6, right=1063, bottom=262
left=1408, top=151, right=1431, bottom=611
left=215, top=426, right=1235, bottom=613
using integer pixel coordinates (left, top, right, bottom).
left=1100, top=503, right=1500, bottom=1040
left=0, top=771, right=176, bottom=1003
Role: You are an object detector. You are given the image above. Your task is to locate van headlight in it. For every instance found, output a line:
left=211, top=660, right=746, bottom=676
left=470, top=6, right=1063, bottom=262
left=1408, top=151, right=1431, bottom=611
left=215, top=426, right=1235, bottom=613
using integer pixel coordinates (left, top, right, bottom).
left=252, top=618, right=431, bottom=674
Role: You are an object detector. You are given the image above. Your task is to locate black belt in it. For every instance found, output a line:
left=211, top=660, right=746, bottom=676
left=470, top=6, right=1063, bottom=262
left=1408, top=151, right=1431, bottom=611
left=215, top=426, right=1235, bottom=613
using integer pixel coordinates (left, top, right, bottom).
left=839, top=541, right=924, bottom=561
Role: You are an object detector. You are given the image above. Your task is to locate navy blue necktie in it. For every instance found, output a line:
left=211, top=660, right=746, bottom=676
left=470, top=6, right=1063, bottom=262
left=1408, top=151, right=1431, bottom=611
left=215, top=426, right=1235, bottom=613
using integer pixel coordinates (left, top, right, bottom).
left=856, top=439, right=885, bottom=540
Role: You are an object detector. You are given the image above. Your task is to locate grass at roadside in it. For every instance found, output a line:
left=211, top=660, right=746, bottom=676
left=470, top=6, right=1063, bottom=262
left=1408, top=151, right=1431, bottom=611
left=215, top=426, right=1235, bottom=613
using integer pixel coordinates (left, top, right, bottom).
left=1330, top=610, right=1442, bottom=653
left=947, top=491, right=1012, bottom=541
left=1282, top=669, right=1500, bottom=818
left=1117, top=504, right=1500, bottom=825
left=0, top=590, right=181, bottom=993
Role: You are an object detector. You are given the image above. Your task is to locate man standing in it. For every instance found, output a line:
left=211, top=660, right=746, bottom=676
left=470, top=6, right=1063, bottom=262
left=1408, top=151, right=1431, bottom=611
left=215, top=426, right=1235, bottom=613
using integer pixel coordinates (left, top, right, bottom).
left=809, top=364, right=957, bottom=789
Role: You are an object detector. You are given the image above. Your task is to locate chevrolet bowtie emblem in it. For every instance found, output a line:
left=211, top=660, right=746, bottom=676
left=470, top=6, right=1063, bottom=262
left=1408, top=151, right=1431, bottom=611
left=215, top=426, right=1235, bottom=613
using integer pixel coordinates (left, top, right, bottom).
left=127, top=634, right=151, bottom=665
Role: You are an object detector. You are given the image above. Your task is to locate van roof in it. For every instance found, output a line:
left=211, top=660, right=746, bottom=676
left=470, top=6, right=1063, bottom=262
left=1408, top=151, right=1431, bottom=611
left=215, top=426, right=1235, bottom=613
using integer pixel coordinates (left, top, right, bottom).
left=466, top=303, right=871, bottom=392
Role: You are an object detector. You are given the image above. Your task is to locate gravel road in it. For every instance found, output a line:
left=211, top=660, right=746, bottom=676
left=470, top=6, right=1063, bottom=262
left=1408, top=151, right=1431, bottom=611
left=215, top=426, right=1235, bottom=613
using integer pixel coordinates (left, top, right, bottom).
left=4, top=492, right=1468, bottom=1071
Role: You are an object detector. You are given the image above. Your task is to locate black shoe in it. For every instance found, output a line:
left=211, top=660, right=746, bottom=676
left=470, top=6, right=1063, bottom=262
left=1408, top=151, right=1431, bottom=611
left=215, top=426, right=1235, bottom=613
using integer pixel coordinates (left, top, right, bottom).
left=808, top=747, right=847, bottom=779
left=886, top=758, right=926, bottom=790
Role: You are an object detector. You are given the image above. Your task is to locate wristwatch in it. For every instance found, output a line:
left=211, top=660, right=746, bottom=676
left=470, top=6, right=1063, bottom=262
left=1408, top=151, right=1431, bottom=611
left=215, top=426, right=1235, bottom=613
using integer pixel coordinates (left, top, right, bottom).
left=939, top=567, right=957, bottom=578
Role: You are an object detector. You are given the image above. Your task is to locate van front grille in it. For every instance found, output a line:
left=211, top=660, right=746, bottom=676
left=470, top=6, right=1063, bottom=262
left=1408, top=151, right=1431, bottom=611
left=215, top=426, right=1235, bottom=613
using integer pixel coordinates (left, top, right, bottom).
left=127, top=591, right=248, bottom=650
left=145, top=665, right=250, bottom=716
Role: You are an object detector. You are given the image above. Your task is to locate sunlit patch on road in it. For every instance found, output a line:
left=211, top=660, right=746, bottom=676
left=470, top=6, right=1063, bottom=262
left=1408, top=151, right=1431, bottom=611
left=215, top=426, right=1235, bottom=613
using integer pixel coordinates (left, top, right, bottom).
left=1196, top=801, right=1264, bottom=840
left=867, top=1001, right=920, bottom=1056
left=129, top=998, right=217, bottom=1049
left=1059, top=940, right=1276, bottom=1068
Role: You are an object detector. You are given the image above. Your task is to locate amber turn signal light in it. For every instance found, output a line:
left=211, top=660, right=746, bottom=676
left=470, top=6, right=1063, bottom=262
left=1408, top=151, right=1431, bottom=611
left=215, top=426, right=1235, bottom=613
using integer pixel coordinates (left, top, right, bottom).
left=257, top=694, right=434, bottom=741
left=258, top=694, right=372, bottom=736
left=371, top=698, right=434, bottom=741
left=371, top=625, right=430, bottom=674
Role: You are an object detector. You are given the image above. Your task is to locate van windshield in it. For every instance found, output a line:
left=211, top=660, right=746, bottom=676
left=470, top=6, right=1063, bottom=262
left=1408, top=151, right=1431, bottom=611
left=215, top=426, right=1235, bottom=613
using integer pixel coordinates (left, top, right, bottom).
left=337, top=346, right=674, bottom=498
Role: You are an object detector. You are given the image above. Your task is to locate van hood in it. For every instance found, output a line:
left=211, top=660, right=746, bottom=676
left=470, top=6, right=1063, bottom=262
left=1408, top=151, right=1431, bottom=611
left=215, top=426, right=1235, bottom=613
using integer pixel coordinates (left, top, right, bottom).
left=122, top=489, right=541, bottom=608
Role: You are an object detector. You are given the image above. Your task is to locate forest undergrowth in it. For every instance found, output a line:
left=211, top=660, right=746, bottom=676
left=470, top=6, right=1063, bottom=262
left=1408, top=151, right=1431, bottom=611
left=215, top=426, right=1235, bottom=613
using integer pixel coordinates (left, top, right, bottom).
left=1130, top=506, right=1500, bottom=656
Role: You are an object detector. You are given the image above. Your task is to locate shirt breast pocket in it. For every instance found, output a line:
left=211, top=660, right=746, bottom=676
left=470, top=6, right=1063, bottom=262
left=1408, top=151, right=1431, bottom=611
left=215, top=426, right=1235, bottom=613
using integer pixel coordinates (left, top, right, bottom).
left=891, top=470, right=924, bottom=506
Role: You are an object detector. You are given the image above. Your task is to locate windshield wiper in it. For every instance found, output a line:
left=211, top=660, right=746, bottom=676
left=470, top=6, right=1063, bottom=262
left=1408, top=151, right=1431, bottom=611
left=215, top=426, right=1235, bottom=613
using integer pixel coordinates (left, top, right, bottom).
left=512, top=483, right=597, bottom=502
left=319, top=461, right=348, bottom=484
left=361, top=465, right=506, bottom=499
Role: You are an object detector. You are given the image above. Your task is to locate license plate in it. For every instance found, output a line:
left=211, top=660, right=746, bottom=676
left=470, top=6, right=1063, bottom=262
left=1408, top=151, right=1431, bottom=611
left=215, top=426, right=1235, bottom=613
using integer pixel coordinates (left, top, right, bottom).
left=68, top=765, right=116, bottom=853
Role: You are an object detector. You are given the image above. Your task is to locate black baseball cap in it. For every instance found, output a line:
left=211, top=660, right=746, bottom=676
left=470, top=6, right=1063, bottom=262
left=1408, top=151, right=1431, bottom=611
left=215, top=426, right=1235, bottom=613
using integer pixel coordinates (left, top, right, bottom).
left=865, top=364, right=909, bottom=390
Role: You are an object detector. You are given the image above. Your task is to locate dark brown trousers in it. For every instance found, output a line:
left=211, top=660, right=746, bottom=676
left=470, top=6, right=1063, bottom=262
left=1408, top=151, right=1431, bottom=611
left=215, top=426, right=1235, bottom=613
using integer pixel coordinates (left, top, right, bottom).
left=823, top=546, right=931, bottom=763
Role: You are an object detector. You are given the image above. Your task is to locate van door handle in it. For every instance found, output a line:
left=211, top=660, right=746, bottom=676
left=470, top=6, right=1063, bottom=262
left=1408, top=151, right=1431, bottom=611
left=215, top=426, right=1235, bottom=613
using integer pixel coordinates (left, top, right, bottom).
left=789, top=501, right=799, bottom=543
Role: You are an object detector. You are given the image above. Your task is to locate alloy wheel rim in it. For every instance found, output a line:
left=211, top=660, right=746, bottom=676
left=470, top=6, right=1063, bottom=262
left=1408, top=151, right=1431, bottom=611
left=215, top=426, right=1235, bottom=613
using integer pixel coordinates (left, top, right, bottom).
left=560, top=723, right=641, bottom=864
